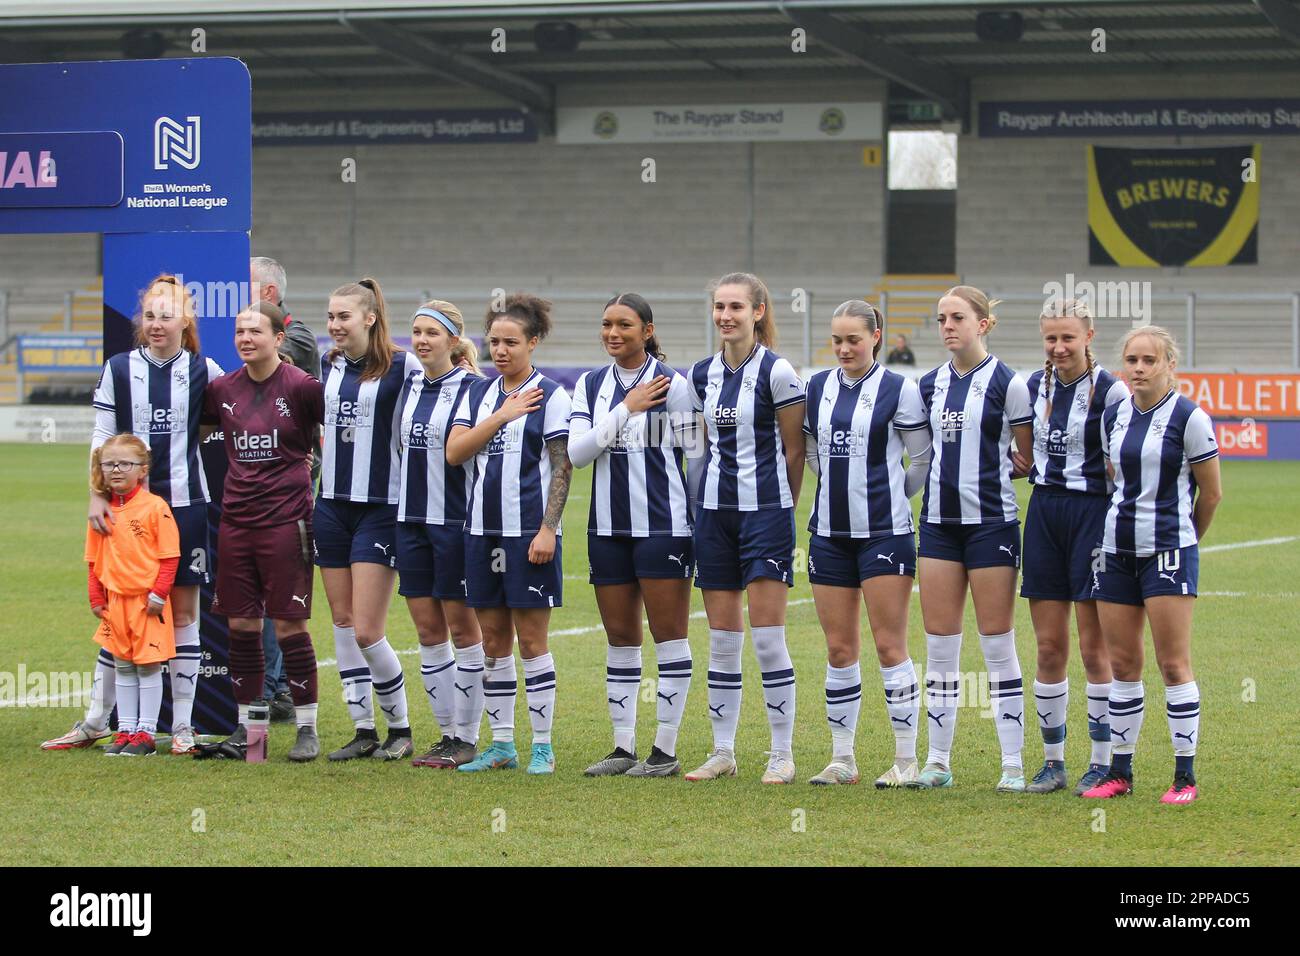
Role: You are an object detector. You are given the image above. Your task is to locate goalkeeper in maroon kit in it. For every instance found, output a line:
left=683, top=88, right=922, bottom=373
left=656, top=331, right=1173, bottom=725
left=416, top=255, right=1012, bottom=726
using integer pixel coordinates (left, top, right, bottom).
left=202, top=301, right=324, bottom=761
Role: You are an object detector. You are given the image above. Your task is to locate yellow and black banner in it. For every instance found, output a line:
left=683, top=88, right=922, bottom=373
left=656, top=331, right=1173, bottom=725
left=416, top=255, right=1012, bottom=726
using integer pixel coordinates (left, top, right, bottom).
left=1087, top=145, right=1259, bottom=266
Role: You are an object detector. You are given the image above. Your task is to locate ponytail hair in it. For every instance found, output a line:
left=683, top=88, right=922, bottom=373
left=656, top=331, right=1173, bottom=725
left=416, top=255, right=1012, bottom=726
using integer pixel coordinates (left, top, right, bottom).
left=329, top=277, right=395, bottom=382
left=1039, top=298, right=1096, bottom=422
left=484, top=292, right=553, bottom=343
left=134, top=273, right=201, bottom=354
left=90, top=433, right=151, bottom=497
left=944, top=285, right=1001, bottom=336
left=418, top=298, right=481, bottom=376
left=709, top=272, right=777, bottom=350
left=605, top=292, right=665, bottom=362
left=832, top=299, right=885, bottom=359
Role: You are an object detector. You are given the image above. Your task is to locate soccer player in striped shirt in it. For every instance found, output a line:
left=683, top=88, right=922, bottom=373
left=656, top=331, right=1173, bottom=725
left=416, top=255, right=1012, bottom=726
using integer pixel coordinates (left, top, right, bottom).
left=1019, top=299, right=1129, bottom=796
left=446, top=294, right=572, bottom=776
left=569, top=294, right=696, bottom=778
left=317, top=279, right=424, bottom=762
left=684, top=273, right=806, bottom=785
left=1084, top=326, right=1221, bottom=804
left=803, top=300, right=932, bottom=787
left=910, top=286, right=1035, bottom=792
left=397, top=300, right=486, bottom=770
left=44, top=275, right=220, bottom=755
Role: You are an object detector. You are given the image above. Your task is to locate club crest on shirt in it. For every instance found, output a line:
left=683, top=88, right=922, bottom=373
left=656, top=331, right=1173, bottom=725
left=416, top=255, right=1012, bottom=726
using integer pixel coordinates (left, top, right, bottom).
left=276, top=397, right=292, bottom=418
left=742, top=378, right=756, bottom=392
left=173, top=368, right=188, bottom=386
left=439, top=387, right=455, bottom=405
left=970, top=380, right=985, bottom=398
left=858, top=392, right=874, bottom=410
left=1149, top=419, right=1167, bottom=437
left=1075, top=392, right=1090, bottom=412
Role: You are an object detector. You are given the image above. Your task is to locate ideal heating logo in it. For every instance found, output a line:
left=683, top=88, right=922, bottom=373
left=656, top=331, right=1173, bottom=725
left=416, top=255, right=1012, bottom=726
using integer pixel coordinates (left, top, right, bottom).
left=154, top=115, right=201, bottom=170
left=50, top=886, right=151, bottom=936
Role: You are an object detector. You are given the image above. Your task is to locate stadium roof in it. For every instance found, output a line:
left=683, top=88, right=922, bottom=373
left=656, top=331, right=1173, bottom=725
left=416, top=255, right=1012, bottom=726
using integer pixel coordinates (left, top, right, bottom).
left=1, top=1, right=1297, bottom=129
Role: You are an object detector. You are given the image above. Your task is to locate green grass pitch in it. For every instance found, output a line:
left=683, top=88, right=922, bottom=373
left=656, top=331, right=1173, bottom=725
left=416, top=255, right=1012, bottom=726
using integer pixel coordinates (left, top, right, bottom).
left=1, top=443, right=1297, bottom=866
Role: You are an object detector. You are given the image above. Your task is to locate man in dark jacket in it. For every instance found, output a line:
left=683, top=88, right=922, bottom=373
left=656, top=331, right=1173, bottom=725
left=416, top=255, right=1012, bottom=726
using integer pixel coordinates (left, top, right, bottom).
left=250, top=256, right=320, bottom=720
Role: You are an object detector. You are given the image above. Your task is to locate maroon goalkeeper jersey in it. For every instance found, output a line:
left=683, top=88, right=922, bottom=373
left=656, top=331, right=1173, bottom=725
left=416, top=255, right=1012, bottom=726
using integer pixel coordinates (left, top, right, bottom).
left=203, top=362, right=323, bottom=528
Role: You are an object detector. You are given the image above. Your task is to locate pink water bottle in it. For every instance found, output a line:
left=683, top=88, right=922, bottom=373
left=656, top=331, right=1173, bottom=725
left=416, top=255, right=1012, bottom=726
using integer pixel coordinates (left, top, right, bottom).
left=246, top=699, right=269, bottom=763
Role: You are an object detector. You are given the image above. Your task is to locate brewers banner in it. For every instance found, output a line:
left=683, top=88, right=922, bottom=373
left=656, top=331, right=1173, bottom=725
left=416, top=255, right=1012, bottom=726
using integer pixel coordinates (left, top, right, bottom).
left=1087, top=145, right=1259, bottom=267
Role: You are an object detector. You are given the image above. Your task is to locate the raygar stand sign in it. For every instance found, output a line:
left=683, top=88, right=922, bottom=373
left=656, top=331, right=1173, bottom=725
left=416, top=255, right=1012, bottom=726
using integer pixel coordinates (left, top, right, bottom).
left=0, top=57, right=251, bottom=734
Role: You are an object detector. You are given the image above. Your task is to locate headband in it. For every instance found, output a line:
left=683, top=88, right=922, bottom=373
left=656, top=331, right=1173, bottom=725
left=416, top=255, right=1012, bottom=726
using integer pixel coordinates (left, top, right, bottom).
left=413, top=307, right=459, bottom=337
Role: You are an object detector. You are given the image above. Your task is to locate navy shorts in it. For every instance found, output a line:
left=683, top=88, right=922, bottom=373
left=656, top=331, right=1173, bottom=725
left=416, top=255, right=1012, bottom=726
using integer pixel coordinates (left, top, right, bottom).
left=313, top=496, right=398, bottom=568
left=464, top=533, right=563, bottom=609
left=1091, top=545, right=1199, bottom=606
left=397, top=522, right=469, bottom=600
left=172, top=502, right=211, bottom=587
left=588, top=534, right=694, bottom=586
left=694, top=507, right=795, bottom=591
left=919, top=520, right=1021, bottom=570
left=1021, top=488, right=1110, bottom=602
left=808, top=532, right=916, bottom=588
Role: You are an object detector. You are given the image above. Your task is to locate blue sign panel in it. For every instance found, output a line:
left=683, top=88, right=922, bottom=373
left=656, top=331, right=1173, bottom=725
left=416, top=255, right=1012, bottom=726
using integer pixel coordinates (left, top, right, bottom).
left=0, top=132, right=123, bottom=207
left=980, top=99, right=1300, bottom=138
left=252, top=109, right=538, bottom=145
left=0, top=57, right=250, bottom=233
left=17, top=335, right=104, bottom=373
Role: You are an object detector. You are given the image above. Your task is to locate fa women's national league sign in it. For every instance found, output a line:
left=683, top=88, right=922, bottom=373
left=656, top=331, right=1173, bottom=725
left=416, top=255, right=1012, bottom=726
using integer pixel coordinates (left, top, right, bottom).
left=0, top=57, right=252, bottom=735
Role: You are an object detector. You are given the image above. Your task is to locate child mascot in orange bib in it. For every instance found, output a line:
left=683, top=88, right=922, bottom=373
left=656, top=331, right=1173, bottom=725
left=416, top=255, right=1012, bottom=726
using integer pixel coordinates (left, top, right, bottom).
left=85, top=433, right=181, bottom=756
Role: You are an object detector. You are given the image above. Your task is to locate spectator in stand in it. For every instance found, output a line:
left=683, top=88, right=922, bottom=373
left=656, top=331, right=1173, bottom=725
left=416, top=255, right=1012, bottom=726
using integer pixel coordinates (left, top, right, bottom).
left=886, top=334, right=916, bottom=366
left=251, top=256, right=321, bottom=722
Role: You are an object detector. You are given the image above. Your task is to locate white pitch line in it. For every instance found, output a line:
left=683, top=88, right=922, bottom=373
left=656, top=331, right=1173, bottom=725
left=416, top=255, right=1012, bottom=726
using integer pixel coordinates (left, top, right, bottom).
left=1200, top=535, right=1297, bottom=554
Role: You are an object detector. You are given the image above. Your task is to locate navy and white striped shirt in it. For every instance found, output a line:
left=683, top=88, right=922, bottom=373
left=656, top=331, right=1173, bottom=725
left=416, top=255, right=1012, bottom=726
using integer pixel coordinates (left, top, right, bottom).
left=92, top=347, right=222, bottom=508
left=570, top=357, right=693, bottom=537
left=919, top=354, right=1033, bottom=525
left=804, top=363, right=928, bottom=538
left=320, top=349, right=423, bottom=504
left=453, top=368, right=572, bottom=537
left=689, top=345, right=805, bottom=511
left=1027, top=365, right=1128, bottom=495
left=1101, top=390, right=1218, bottom=556
left=397, top=366, right=478, bottom=525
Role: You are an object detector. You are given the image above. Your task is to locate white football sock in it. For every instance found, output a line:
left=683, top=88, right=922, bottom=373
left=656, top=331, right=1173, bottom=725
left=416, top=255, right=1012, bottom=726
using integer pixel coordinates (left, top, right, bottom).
left=454, top=642, right=485, bottom=745
left=334, top=625, right=373, bottom=730
left=606, top=645, right=642, bottom=754
left=1109, top=679, right=1145, bottom=760
left=1035, top=678, right=1068, bottom=762
left=753, top=625, right=795, bottom=754
left=522, top=652, right=557, bottom=745
left=170, top=621, right=202, bottom=730
left=924, top=632, right=962, bottom=768
left=85, top=648, right=117, bottom=729
left=1165, top=680, right=1200, bottom=757
left=981, top=630, right=1024, bottom=771
left=482, top=655, right=517, bottom=743
left=360, top=637, right=409, bottom=732
left=652, top=638, right=692, bottom=756
left=419, top=641, right=456, bottom=737
left=824, top=662, right=861, bottom=758
left=295, top=703, right=318, bottom=729
left=113, top=658, right=139, bottom=734
left=706, top=629, right=743, bottom=751
left=137, top=664, right=163, bottom=736
left=1086, top=681, right=1113, bottom=766
left=881, top=658, right=920, bottom=761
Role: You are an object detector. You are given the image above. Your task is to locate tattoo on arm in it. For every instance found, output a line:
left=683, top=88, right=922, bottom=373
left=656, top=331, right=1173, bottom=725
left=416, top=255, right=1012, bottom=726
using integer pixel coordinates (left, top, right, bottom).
left=543, top=436, right=572, bottom=531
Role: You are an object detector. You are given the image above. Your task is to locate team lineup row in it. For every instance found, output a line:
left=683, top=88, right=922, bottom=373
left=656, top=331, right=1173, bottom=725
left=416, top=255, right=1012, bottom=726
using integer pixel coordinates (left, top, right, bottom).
left=44, top=263, right=1220, bottom=805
